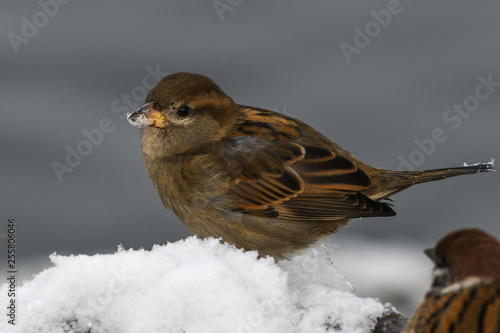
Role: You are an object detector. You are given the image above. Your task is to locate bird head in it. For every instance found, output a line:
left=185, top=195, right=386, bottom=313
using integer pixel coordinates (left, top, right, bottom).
left=425, top=228, right=500, bottom=293
left=128, top=72, right=239, bottom=158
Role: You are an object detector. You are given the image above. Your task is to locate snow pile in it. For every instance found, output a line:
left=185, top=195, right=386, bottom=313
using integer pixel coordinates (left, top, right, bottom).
left=0, top=237, right=396, bottom=333
left=329, top=237, right=432, bottom=316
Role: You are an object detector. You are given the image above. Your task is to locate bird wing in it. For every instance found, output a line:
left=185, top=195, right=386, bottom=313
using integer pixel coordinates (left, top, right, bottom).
left=219, top=107, right=395, bottom=221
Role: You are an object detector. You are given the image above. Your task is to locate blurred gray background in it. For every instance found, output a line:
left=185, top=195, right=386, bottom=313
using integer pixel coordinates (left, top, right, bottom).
left=1, top=0, right=499, bottom=314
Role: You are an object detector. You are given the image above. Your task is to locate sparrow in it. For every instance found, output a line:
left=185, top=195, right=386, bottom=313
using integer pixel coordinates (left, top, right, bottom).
left=127, top=72, right=494, bottom=259
left=402, top=228, right=500, bottom=333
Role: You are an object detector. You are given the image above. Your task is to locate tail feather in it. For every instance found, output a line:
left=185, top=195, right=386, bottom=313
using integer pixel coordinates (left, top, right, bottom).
left=372, top=161, right=494, bottom=200
left=406, top=162, right=494, bottom=184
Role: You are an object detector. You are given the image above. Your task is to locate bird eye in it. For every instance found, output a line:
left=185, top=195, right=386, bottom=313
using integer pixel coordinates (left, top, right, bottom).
left=176, top=106, right=191, bottom=118
left=435, top=254, right=448, bottom=268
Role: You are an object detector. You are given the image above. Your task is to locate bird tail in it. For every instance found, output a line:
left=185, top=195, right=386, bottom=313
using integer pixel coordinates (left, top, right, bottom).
left=371, top=160, right=494, bottom=200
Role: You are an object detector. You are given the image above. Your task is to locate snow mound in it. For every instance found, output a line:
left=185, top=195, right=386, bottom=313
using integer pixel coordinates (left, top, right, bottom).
left=0, top=237, right=395, bottom=333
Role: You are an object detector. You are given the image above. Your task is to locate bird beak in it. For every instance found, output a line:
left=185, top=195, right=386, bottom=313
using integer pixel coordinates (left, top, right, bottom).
left=127, top=102, right=166, bottom=128
left=424, top=247, right=437, bottom=264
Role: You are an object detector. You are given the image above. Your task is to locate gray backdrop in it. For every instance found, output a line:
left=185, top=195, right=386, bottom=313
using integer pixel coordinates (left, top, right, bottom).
left=1, top=1, right=499, bottom=279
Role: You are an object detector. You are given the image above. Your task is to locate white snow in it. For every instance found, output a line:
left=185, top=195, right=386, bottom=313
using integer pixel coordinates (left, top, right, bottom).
left=328, top=237, right=432, bottom=316
left=462, top=157, right=495, bottom=168
left=0, top=237, right=396, bottom=333
left=127, top=112, right=152, bottom=127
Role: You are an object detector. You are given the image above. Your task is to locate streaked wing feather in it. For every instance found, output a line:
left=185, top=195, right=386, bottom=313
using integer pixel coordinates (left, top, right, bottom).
left=222, top=107, right=395, bottom=221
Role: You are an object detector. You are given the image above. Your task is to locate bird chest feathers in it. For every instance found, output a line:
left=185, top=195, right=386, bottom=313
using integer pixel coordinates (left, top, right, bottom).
left=144, top=150, right=235, bottom=214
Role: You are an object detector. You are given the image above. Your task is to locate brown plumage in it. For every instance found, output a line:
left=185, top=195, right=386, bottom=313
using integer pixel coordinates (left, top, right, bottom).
left=402, top=228, right=500, bottom=333
left=127, top=72, right=494, bottom=259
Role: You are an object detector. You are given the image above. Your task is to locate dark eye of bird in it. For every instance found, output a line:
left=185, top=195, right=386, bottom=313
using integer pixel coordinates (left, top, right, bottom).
left=436, top=254, right=448, bottom=268
left=176, top=105, right=191, bottom=118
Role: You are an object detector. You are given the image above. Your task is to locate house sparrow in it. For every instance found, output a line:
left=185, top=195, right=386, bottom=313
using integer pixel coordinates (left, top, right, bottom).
left=402, top=228, right=500, bottom=333
left=127, top=72, right=493, bottom=259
